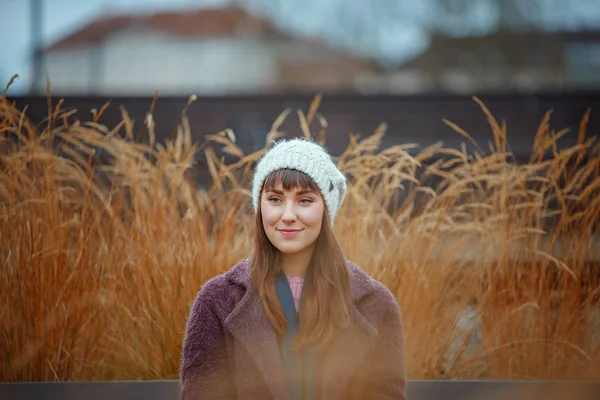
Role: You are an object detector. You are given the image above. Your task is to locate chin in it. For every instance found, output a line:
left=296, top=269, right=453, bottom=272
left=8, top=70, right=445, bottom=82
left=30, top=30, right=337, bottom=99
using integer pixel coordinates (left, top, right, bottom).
left=273, top=242, right=306, bottom=254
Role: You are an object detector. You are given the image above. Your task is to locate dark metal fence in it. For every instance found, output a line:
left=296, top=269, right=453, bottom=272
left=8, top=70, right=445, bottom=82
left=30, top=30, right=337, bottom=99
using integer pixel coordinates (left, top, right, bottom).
left=8, top=92, right=600, bottom=159
left=1, top=379, right=599, bottom=400
left=7, top=92, right=600, bottom=201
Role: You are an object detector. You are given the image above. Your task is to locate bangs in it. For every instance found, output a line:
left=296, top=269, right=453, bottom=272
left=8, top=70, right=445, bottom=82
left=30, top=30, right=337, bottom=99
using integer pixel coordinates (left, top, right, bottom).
left=262, top=169, right=319, bottom=193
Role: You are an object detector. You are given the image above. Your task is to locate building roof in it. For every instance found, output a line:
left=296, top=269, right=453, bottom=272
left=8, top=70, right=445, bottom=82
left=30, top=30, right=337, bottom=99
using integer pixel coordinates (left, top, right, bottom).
left=44, top=6, right=281, bottom=52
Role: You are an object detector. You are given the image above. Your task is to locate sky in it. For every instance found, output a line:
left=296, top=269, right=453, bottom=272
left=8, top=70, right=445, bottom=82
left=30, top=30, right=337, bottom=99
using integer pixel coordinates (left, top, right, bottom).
left=1, top=0, right=600, bottom=95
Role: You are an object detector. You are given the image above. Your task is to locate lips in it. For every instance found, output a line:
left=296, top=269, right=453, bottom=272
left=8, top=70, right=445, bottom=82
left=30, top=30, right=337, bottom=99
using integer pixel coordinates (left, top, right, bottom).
left=277, top=229, right=302, bottom=237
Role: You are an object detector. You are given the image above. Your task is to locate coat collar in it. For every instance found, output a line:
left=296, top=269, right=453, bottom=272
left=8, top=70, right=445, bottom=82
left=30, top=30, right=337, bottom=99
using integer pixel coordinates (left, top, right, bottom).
left=223, top=256, right=380, bottom=400
left=226, top=256, right=379, bottom=302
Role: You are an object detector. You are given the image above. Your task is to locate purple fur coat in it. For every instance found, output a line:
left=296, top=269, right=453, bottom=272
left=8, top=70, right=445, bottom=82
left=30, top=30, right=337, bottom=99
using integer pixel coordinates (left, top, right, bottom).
left=180, top=257, right=407, bottom=400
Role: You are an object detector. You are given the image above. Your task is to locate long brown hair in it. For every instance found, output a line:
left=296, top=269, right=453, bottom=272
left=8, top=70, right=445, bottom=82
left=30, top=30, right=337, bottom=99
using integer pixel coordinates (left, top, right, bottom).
left=250, top=168, right=353, bottom=350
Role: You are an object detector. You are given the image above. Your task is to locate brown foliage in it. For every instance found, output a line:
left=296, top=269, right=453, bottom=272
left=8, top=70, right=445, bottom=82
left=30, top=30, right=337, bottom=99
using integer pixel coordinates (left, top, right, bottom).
left=1, top=79, right=599, bottom=381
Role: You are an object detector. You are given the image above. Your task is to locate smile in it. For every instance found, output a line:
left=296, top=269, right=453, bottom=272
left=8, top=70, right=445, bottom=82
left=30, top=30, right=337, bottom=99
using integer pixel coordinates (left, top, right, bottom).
left=277, top=229, right=302, bottom=238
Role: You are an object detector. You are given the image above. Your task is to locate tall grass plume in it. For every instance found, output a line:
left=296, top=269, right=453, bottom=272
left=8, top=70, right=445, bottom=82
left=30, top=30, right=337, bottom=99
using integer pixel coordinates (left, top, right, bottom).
left=1, top=78, right=599, bottom=381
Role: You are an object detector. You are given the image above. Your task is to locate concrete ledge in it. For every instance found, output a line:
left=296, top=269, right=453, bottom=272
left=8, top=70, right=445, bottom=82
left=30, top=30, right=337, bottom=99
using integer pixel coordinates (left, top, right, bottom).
left=1, top=379, right=599, bottom=400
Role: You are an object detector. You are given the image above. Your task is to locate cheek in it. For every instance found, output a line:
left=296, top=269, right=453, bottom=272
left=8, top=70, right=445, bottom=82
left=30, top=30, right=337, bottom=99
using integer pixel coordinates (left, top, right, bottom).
left=299, top=203, right=325, bottom=227
left=261, top=202, right=281, bottom=226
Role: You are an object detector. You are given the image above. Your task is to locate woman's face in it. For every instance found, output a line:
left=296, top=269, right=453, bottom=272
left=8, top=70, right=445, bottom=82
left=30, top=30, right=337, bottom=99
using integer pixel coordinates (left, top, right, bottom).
left=261, top=182, right=325, bottom=256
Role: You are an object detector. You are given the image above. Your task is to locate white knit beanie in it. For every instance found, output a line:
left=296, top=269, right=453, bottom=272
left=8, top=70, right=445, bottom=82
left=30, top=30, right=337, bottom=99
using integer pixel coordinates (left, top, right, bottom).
left=252, top=138, right=347, bottom=225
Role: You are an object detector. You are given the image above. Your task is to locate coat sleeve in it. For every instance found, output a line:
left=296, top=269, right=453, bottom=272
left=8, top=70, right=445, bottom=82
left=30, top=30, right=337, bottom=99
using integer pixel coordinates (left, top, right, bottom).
left=180, top=278, right=236, bottom=400
left=363, top=289, right=408, bottom=399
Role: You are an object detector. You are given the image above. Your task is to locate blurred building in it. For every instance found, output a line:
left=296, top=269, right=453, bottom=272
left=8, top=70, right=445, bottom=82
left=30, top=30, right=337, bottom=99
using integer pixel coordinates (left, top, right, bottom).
left=36, top=3, right=600, bottom=96
left=38, top=6, right=377, bottom=96
left=373, top=30, right=600, bottom=94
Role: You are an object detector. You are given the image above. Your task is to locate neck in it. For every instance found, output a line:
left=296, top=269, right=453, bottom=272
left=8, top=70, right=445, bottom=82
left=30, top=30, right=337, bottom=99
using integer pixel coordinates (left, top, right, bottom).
left=279, top=244, right=315, bottom=278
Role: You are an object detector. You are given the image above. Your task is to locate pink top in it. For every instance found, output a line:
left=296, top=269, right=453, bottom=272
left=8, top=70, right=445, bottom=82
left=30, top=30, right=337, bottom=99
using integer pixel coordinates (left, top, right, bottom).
left=287, top=276, right=304, bottom=312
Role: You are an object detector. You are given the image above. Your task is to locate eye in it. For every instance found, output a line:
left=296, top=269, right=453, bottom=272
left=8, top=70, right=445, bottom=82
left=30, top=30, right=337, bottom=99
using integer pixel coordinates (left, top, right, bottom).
left=268, top=197, right=281, bottom=203
left=299, top=198, right=313, bottom=204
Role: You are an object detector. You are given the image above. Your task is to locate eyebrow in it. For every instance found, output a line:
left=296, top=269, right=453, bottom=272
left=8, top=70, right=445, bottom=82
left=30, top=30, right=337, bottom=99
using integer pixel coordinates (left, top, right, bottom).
left=266, top=189, right=316, bottom=195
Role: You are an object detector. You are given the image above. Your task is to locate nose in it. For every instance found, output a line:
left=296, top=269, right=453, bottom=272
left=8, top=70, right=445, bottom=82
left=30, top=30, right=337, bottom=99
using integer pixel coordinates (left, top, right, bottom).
left=281, top=202, right=297, bottom=223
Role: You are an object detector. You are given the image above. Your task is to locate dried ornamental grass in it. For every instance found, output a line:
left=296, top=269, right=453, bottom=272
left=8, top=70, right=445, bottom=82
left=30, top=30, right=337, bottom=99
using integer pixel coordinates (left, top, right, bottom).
left=1, top=77, right=599, bottom=381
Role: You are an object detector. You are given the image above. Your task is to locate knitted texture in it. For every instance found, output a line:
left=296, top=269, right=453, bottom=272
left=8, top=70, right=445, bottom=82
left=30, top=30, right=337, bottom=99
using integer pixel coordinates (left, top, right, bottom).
left=252, top=138, right=347, bottom=225
left=287, top=276, right=304, bottom=312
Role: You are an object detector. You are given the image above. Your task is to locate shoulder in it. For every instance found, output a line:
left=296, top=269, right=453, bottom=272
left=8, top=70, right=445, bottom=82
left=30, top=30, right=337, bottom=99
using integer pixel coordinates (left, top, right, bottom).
left=190, top=257, right=250, bottom=318
left=347, top=260, right=400, bottom=315
left=194, top=270, right=232, bottom=304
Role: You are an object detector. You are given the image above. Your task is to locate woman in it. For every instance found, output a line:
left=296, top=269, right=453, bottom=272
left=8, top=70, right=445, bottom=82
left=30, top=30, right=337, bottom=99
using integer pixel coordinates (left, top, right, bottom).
left=180, top=138, right=407, bottom=400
